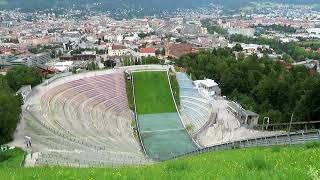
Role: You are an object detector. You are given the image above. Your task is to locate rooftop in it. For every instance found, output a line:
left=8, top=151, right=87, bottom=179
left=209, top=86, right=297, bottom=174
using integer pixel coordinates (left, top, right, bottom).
left=112, top=44, right=127, bottom=50
left=139, top=48, right=155, bottom=54
left=228, top=101, right=259, bottom=117
left=194, top=79, right=218, bottom=88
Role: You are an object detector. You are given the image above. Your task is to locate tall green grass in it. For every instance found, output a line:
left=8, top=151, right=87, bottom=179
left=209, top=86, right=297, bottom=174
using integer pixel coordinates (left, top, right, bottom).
left=1, top=145, right=320, bottom=179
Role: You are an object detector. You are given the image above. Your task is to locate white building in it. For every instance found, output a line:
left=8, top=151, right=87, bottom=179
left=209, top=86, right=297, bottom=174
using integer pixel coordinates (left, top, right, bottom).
left=306, top=28, right=320, bottom=35
left=53, top=61, right=74, bottom=72
left=139, top=48, right=156, bottom=57
left=194, top=79, right=221, bottom=98
left=108, top=45, right=128, bottom=56
left=228, top=28, right=256, bottom=37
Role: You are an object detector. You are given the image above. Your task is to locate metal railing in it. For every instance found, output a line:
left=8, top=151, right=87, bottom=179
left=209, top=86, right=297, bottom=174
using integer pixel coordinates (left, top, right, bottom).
left=131, top=73, right=147, bottom=155
left=171, top=130, right=320, bottom=160
left=35, top=152, right=153, bottom=168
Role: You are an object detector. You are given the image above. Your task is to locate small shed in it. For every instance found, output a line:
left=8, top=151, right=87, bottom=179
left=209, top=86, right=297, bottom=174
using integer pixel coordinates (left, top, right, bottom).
left=194, top=79, right=221, bottom=97
left=227, top=101, right=259, bottom=127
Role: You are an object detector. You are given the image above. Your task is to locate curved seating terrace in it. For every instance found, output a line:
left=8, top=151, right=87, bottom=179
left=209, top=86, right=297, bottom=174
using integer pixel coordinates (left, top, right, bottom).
left=25, top=72, right=148, bottom=166
left=176, top=72, right=212, bottom=132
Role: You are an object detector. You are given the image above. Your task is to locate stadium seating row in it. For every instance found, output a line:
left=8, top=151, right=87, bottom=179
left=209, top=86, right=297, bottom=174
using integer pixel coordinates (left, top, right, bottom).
left=26, top=72, right=147, bottom=166
left=176, top=72, right=212, bottom=132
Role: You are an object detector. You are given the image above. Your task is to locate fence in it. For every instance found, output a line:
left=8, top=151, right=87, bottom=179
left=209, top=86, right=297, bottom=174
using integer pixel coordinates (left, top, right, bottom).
left=44, top=72, right=72, bottom=86
left=171, top=129, right=320, bottom=160
left=257, top=120, right=320, bottom=131
left=131, top=73, right=147, bottom=155
left=35, top=152, right=153, bottom=168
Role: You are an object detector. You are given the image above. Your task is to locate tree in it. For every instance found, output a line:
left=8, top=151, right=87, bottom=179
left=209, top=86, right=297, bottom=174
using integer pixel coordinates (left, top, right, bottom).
left=175, top=47, right=320, bottom=127
left=6, top=65, right=42, bottom=91
left=232, top=43, right=243, bottom=52
left=294, top=79, right=320, bottom=122
left=0, top=89, right=21, bottom=144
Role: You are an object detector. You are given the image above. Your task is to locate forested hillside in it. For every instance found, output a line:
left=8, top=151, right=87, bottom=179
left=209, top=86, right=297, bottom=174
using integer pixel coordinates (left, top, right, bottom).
left=175, top=49, right=320, bottom=126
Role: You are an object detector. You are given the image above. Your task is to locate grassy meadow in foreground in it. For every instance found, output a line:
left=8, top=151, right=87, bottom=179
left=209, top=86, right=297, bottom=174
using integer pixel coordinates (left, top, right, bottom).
left=1, top=143, right=320, bottom=179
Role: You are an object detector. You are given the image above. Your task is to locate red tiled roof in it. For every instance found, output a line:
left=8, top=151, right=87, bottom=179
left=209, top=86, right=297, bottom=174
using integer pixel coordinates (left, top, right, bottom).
left=169, top=43, right=193, bottom=58
left=112, top=44, right=126, bottom=50
left=139, top=48, right=155, bottom=54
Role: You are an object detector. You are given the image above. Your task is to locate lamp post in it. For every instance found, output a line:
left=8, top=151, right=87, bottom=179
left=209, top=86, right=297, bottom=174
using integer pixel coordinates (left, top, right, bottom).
left=262, top=117, right=270, bottom=131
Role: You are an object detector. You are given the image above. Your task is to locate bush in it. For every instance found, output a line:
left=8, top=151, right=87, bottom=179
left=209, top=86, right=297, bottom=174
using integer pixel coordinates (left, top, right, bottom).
left=245, top=154, right=272, bottom=171
left=0, top=154, right=10, bottom=163
left=6, top=65, right=42, bottom=91
left=305, top=141, right=320, bottom=149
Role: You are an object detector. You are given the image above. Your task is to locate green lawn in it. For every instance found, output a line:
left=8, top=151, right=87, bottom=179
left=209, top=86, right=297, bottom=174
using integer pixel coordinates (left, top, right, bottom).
left=1, top=144, right=320, bottom=179
left=0, top=148, right=24, bottom=168
left=133, top=71, right=176, bottom=114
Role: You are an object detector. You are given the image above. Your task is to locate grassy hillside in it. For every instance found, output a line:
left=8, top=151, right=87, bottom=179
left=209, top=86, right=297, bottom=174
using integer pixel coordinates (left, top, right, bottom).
left=133, top=71, right=176, bottom=114
left=1, top=144, right=320, bottom=179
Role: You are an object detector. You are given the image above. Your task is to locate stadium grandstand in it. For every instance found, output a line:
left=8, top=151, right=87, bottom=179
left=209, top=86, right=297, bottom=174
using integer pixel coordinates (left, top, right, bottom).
left=19, top=69, right=151, bottom=167
left=176, top=72, right=213, bottom=133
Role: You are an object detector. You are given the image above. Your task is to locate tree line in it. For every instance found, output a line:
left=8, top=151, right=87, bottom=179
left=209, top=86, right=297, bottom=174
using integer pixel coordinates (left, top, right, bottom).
left=175, top=48, right=320, bottom=126
left=201, top=19, right=228, bottom=36
left=255, top=24, right=297, bottom=34
left=230, top=34, right=320, bottom=62
left=0, top=66, right=42, bottom=144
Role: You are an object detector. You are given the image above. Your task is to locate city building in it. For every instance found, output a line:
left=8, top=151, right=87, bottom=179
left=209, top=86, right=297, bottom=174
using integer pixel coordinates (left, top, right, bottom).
left=227, top=102, right=259, bottom=127
left=165, top=43, right=194, bottom=59
left=139, top=48, right=156, bottom=57
left=60, top=54, right=96, bottom=61
left=52, top=61, right=74, bottom=72
left=228, top=28, right=256, bottom=37
left=108, top=44, right=128, bottom=56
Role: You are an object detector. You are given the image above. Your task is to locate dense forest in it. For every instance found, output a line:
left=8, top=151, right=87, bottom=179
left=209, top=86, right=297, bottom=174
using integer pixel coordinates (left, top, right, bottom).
left=230, top=34, right=320, bottom=62
left=0, top=66, right=42, bottom=144
left=175, top=48, right=320, bottom=126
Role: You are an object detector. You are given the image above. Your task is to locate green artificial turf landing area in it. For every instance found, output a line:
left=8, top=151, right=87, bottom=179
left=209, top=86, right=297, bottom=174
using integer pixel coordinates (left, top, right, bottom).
left=133, top=71, right=197, bottom=160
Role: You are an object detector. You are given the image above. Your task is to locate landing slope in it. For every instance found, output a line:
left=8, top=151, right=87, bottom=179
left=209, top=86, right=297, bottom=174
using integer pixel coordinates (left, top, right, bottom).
left=133, top=71, right=197, bottom=160
left=134, top=71, right=176, bottom=114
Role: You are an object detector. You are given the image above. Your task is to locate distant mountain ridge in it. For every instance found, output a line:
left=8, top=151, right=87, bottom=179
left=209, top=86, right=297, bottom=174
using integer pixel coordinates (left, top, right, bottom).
left=0, top=0, right=318, bottom=12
